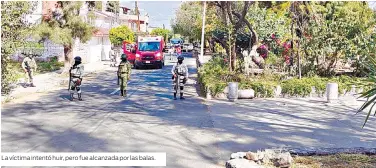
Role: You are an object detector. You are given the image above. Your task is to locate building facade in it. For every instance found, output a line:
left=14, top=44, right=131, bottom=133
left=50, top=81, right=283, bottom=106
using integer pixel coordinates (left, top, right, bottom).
left=22, top=1, right=150, bottom=63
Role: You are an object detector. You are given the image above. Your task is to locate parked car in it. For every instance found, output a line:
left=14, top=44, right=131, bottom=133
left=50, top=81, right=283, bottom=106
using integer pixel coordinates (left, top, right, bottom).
left=183, top=43, right=194, bottom=52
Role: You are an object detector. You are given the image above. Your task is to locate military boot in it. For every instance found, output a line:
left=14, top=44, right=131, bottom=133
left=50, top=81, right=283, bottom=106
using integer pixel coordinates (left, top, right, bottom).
left=120, top=89, right=124, bottom=97
left=173, top=93, right=177, bottom=100
left=30, top=83, right=36, bottom=87
left=70, top=93, right=74, bottom=101
left=180, top=93, right=185, bottom=100
left=123, top=90, right=127, bottom=97
left=78, top=93, right=83, bottom=101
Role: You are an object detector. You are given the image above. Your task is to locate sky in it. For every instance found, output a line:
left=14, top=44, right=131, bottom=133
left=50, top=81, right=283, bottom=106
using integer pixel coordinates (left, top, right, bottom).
left=120, top=1, right=182, bottom=30
left=119, top=1, right=376, bottom=30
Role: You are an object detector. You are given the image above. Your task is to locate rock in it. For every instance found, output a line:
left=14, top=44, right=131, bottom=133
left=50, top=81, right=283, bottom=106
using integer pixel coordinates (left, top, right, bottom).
left=273, top=153, right=293, bottom=168
left=245, top=152, right=257, bottom=161
left=230, top=152, right=246, bottom=159
left=224, top=86, right=229, bottom=94
left=216, top=93, right=227, bottom=99
left=226, top=159, right=263, bottom=168
left=274, top=85, right=282, bottom=97
left=238, top=89, right=255, bottom=99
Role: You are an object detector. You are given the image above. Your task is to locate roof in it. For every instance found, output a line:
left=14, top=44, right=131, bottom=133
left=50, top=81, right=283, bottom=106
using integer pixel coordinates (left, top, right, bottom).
left=120, top=6, right=131, bottom=10
left=93, top=28, right=109, bottom=37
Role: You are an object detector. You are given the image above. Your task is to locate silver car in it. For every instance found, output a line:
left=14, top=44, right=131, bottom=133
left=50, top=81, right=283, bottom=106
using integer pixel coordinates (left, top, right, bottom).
left=183, top=43, right=194, bottom=52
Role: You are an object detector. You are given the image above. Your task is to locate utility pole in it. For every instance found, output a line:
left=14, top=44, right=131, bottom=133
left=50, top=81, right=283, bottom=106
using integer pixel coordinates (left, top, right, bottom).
left=200, top=1, right=206, bottom=64
left=135, top=1, right=140, bottom=32
left=290, top=2, right=294, bottom=76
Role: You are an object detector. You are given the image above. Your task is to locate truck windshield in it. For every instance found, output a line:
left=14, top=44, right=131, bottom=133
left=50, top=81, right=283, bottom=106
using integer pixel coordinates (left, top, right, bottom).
left=138, top=42, right=160, bottom=51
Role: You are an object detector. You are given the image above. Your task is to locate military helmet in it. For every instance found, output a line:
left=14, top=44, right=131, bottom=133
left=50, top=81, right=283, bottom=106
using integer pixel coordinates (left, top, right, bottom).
left=74, top=56, right=82, bottom=62
left=121, top=54, right=127, bottom=59
left=177, top=55, right=184, bottom=61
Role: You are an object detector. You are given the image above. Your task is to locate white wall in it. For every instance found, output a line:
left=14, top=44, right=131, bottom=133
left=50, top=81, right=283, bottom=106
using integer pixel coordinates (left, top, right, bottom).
left=88, top=37, right=102, bottom=63
left=25, top=0, right=42, bottom=25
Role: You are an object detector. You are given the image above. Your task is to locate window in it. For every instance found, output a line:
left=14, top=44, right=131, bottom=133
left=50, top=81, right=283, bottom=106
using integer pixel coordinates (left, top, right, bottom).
left=138, top=42, right=160, bottom=51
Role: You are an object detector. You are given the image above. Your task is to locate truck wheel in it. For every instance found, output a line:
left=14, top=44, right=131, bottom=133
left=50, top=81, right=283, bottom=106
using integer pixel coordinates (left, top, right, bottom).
left=158, top=64, right=163, bottom=69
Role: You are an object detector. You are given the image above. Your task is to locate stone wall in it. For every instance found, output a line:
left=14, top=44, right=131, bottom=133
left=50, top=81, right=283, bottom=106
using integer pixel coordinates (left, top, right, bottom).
left=43, top=39, right=64, bottom=61
left=72, top=38, right=90, bottom=64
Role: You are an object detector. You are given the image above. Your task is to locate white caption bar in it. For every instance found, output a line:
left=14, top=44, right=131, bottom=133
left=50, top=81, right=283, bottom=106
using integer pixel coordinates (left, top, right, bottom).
left=1, top=153, right=166, bottom=166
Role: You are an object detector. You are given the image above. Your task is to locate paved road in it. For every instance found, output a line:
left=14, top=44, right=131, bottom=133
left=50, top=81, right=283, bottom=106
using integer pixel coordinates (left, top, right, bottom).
left=2, top=52, right=376, bottom=168
left=2, top=52, right=221, bottom=168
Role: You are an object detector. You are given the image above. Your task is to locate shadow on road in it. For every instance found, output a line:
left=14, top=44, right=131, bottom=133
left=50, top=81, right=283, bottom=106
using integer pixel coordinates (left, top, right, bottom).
left=3, top=51, right=375, bottom=167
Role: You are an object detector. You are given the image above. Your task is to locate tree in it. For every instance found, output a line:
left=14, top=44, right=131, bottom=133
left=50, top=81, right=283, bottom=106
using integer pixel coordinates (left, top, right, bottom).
left=211, top=1, right=256, bottom=71
left=150, top=28, right=172, bottom=42
left=357, top=25, right=376, bottom=128
left=33, top=1, right=95, bottom=73
left=172, top=2, right=219, bottom=50
left=106, top=1, right=119, bottom=13
left=299, top=2, right=376, bottom=77
left=171, top=2, right=202, bottom=40
left=86, top=1, right=102, bottom=11
left=1, top=1, right=36, bottom=94
left=109, top=25, right=135, bottom=46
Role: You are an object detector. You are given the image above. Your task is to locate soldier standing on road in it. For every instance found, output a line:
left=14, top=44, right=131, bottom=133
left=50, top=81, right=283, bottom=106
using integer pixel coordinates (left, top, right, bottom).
left=171, top=55, right=188, bottom=100
left=21, top=51, right=37, bottom=87
left=69, top=56, right=84, bottom=101
left=109, top=47, right=116, bottom=66
left=117, top=54, right=132, bottom=97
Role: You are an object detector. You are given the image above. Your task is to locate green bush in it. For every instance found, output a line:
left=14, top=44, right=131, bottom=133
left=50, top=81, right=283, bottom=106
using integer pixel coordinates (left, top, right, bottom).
left=241, top=80, right=278, bottom=97
left=281, top=78, right=312, bottom=97
left=198, top=54, right=369, bottom=98
left=37, top=57, right=64, bottom=73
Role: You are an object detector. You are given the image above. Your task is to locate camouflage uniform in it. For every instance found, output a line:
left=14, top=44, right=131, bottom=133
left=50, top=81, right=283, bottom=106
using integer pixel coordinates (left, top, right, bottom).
left=172, top=56, right=188, bottom=100
left=117, top=56, right=132, bottom=97
left=69, top=57, right=84, bottom=101
left=21, top=54, right=37, bottom=87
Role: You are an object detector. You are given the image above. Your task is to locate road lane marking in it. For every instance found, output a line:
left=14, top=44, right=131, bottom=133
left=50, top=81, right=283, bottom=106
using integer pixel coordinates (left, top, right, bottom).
left=111, top=88, right=120, bottom=94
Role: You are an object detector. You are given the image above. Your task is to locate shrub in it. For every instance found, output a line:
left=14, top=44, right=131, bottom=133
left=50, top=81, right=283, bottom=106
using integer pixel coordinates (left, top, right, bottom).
left=281, top=78, right=312, bottom=97
left=36, top=56, right=64, bottom=73
left=198, top=53, right=370, bottom=98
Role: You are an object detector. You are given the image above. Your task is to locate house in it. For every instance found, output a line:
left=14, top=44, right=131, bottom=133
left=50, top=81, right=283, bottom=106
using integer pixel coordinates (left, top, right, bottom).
left=118, top=6, right=149, bottom=33
left=22, top=1, right=151, bottom=63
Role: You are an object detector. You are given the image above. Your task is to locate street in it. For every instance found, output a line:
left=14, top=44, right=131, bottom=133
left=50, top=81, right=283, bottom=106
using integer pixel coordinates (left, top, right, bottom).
left=2, top=52, right=376, bottom=168
left=1, top=52, right=222, bottom=167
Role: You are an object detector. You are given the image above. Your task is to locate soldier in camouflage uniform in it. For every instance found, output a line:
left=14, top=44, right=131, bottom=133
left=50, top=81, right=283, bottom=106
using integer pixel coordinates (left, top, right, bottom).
left=171, top=55, right=188, bottom=100
left=69, top=56, right=84, bottom=101
left=117, top=54, right=132, bottom=97
left=21, top=51, right=37, bottom=87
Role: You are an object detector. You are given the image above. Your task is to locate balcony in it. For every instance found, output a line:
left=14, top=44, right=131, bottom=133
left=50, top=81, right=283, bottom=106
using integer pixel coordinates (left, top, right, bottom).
left=119, top=14, right=149, bottom=24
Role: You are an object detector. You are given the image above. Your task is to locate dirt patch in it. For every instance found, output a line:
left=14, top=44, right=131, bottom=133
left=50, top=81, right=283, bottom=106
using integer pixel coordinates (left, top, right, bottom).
left=292, top=154, right=376, bottom=168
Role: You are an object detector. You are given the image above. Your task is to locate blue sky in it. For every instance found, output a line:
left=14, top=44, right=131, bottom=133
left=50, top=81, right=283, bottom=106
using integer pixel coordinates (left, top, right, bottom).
left=120, top=1, right=182, bottom=30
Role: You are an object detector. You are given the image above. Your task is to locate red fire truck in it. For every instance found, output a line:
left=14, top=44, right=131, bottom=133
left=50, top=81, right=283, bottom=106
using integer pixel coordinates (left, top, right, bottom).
left=122, top=41, right=136, bottom=65
left=133, top=36, right=166, bottom=69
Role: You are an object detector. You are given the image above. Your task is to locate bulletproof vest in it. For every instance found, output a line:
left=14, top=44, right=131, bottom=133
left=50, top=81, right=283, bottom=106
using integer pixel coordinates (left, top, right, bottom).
left=175, top=64, right=186, bottom=76
left=71, top=64, right=83, bottom=77
left=24, top=57, right=36, bottom=68
left=119, top=62, right=129, bottom=73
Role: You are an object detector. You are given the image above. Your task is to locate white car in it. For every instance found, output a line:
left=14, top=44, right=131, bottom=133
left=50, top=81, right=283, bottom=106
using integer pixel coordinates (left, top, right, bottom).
left=183, top=43, right=194, bottom=52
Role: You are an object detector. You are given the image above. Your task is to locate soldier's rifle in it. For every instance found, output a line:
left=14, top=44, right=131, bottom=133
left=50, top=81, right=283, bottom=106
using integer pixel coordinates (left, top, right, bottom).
left=68, top=67, right=72, bottom=91
left=24, top=61, right=31, bottom=73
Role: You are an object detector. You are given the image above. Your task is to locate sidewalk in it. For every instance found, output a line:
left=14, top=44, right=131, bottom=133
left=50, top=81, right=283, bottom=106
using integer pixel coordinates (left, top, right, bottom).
left=1, top=61, right=111, bottom=104
left=206, top=96, right=376, bottom=162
